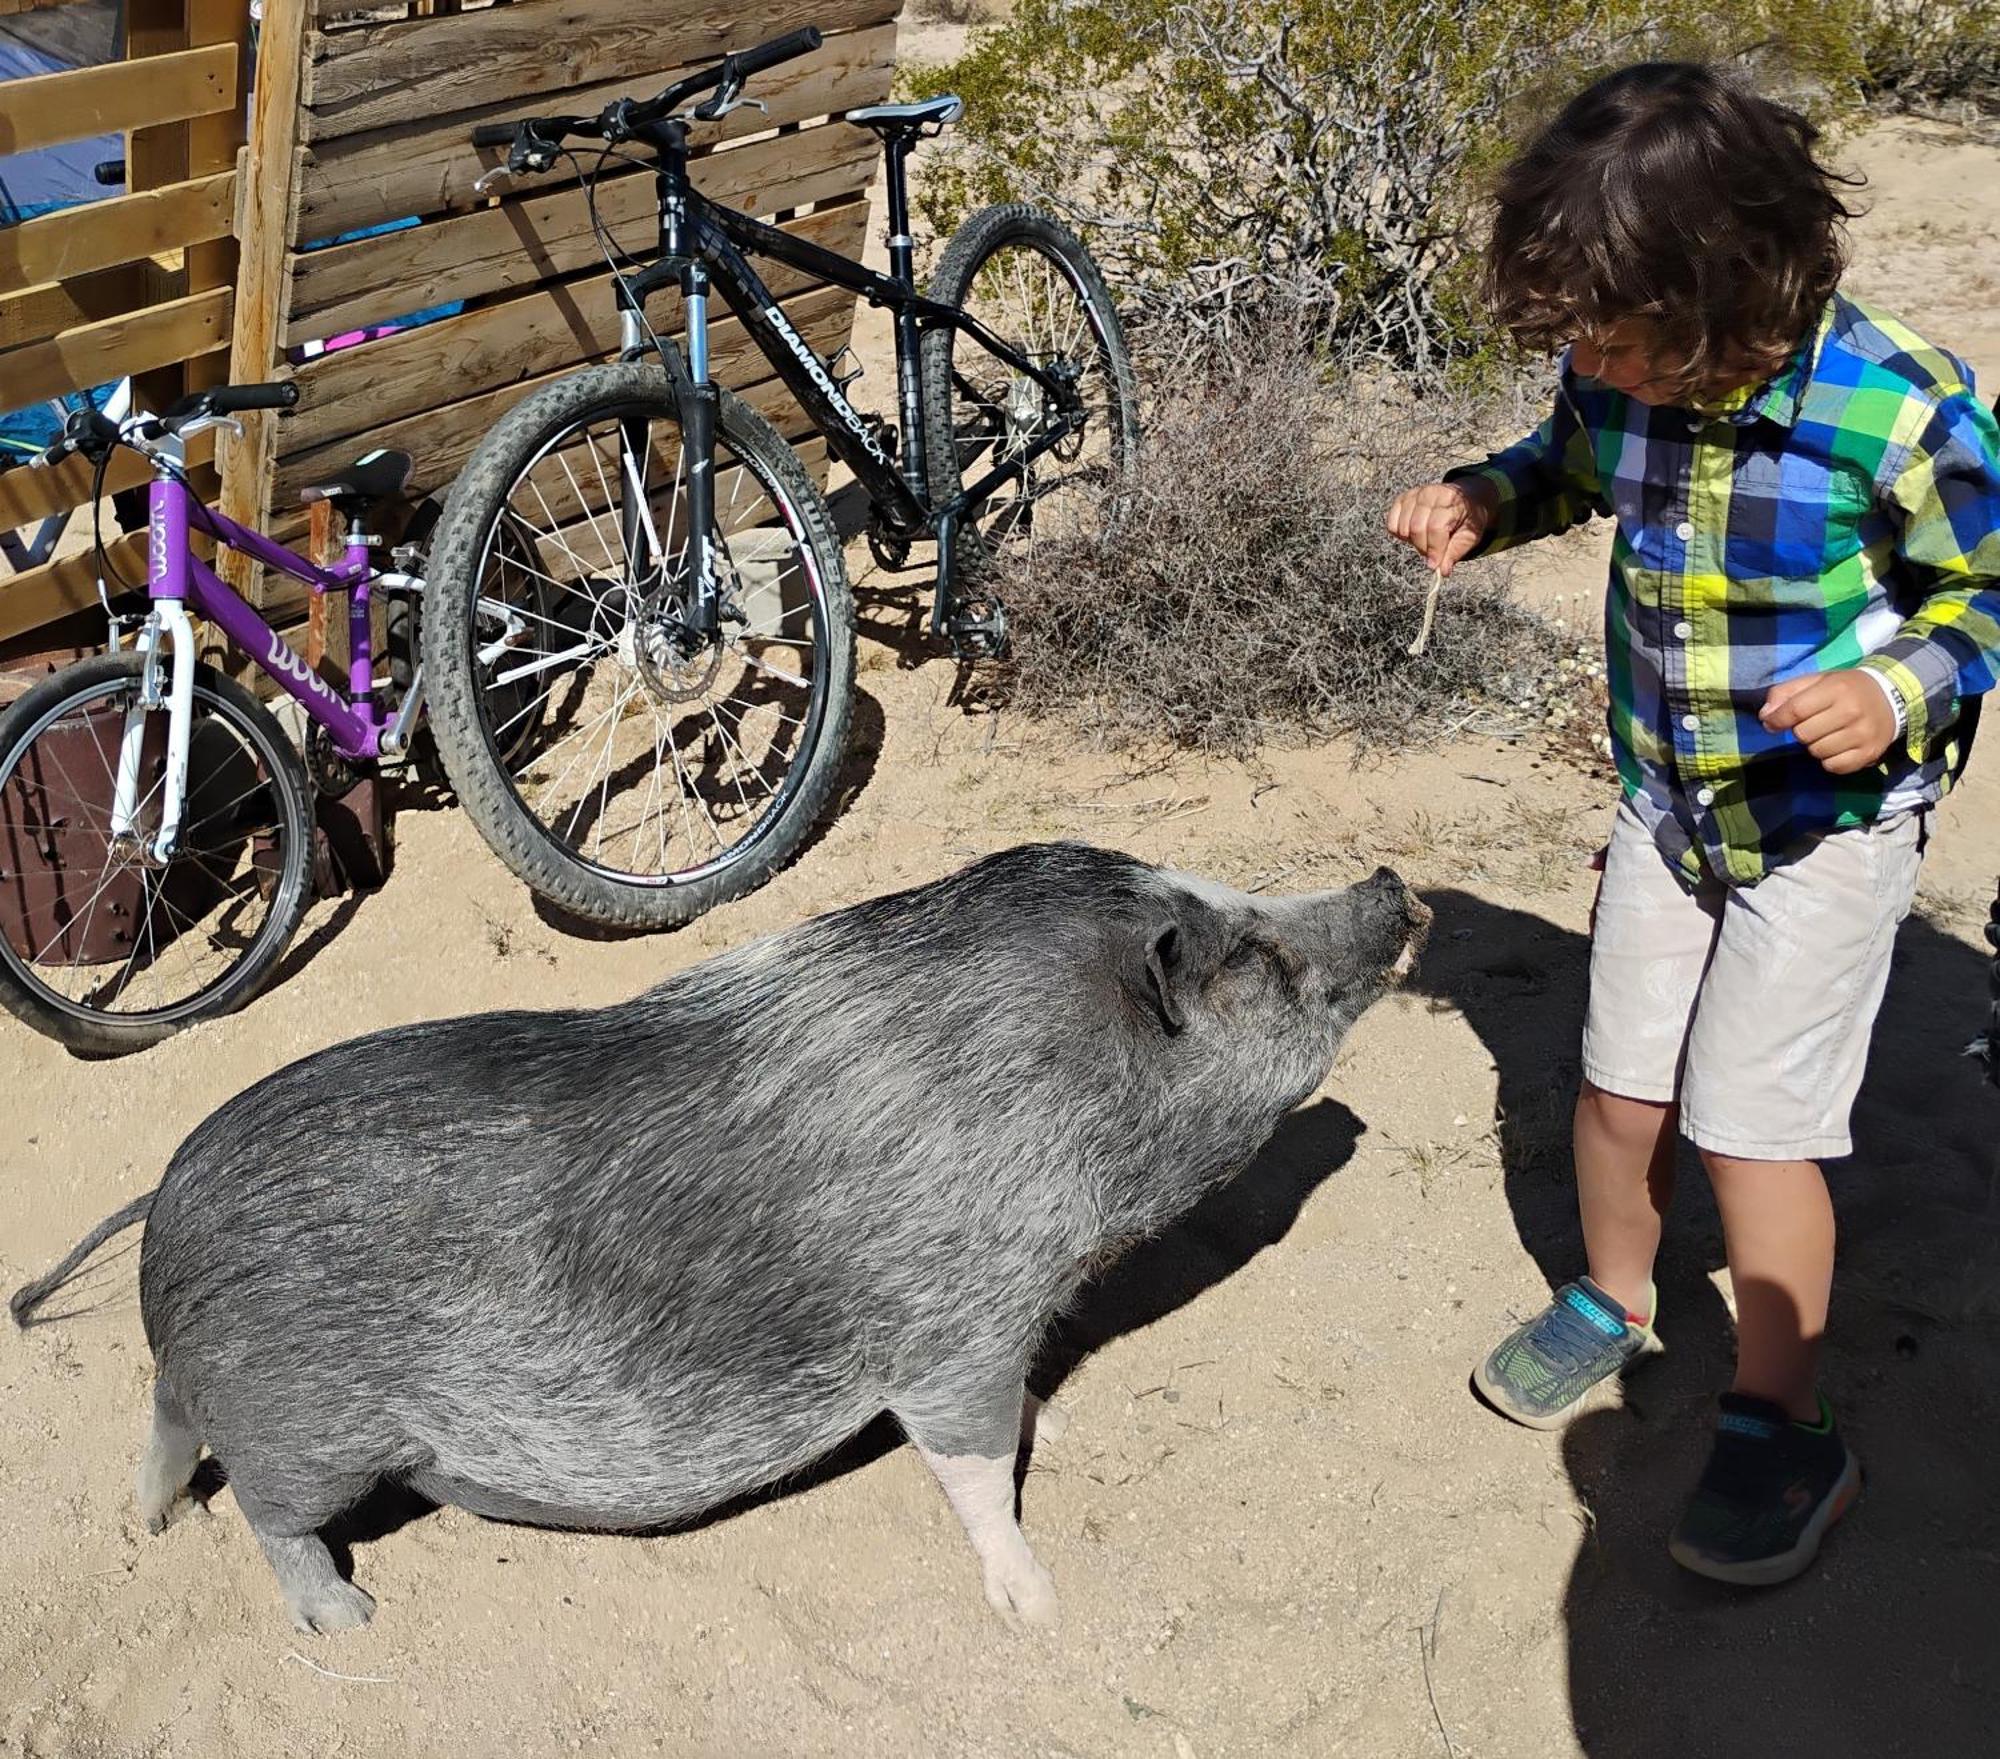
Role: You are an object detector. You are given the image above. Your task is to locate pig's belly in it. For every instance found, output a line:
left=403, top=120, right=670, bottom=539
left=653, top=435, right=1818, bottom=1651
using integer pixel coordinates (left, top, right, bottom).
left=399, top=1382, right=882, bottom=1531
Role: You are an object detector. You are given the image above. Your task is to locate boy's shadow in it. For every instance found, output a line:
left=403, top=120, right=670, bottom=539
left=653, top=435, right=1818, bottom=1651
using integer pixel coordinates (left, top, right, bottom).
left=1420, top=887, right=2000, bottom=1759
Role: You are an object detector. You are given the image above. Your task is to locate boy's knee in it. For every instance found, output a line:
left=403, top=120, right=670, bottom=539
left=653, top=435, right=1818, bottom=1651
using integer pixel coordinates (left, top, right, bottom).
left=1578, top=1080, right=1674, bottom=1143
left=1698, top=1146, right=1821, bottom=1181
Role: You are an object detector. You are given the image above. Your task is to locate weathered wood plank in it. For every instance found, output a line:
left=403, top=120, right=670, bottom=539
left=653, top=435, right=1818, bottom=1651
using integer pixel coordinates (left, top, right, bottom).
left=0, top=175, right=236, bottom=294
left=287, top=124, right=876, bottom=342
left=0, top=434, right=216, bottom=530
left=0, top=534, right=147, bottom=644
left=281, top=203, right=865, bottom=453
left=0, top=265, right=154, bottom=351
left=298, top=20, right=895, bottom=235
left=270, top=292, right=854, bottom=504
left=1, top=287, right=232, bottom=408
left=0, top=0, right=98, bottom=16
left=0, top=43, right=237, bottom=158
left=303, top=0, right=899, bottom=138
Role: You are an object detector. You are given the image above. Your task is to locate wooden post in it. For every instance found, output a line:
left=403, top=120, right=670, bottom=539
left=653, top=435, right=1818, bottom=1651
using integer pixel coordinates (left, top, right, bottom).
left=185, top=0, right=252, bottom=390
left=217, top=0, right=308, bottom=597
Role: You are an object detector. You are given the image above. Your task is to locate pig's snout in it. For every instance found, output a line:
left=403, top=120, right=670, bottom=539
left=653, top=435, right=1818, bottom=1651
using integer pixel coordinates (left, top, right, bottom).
left=1360, top=866, right=1431, bottom=979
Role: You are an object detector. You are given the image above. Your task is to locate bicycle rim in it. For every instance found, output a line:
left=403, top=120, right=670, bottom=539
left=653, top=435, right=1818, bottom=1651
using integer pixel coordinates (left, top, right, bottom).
left=462, top=396, right=837, bottom=889
left=0, top=671, right=307, bottom=1030
left=946, top=240, right=1133, bottom=557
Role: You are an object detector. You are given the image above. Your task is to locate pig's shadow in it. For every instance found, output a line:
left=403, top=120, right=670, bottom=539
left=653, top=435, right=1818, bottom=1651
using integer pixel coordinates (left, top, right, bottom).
left=310, top=1097, right=1365, bottom=1561
left=1037, top=1097, right=1366, bottom=1378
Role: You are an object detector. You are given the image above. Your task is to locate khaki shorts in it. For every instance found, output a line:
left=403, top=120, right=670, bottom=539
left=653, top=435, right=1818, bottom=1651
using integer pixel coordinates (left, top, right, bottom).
left=1582, top=797, right=1924, bottom=1161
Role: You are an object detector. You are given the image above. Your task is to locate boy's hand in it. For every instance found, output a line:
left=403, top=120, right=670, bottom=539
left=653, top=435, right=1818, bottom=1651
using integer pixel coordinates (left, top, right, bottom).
left=1758, top=672, right=1899, bottom=775
left=1386, top=479, right=1497, bottom=578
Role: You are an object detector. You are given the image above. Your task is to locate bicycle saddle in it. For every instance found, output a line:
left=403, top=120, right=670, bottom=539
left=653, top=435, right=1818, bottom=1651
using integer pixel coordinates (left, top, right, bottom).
left=845, top=95, right=962, bottom=138
left=298, top=448, right=414, bottom=511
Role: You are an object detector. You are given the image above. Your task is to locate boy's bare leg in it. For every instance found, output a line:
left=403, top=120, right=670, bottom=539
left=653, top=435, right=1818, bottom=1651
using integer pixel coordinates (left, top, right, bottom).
left=1701, top=1152, right=1833, bottom=1422
left=1575, top=1081, right=1678, bottom=1317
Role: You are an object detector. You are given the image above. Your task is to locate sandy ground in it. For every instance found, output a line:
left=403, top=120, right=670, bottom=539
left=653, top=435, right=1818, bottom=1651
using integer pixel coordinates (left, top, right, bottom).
left=4, top=71, right=2000, bottom=1759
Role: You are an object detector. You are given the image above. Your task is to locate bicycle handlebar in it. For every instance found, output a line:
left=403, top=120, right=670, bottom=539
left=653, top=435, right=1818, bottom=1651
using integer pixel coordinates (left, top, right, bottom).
left=31, top=383, right=297, bottom=469
left=472, top=25, right=822, bottom=167
left=197, top=383, right=301, bottom=416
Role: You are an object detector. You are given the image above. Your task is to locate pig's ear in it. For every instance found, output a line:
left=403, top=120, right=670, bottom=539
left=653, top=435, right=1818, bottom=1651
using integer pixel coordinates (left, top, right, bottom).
left=1141, top=923, right=1189, bottom=1034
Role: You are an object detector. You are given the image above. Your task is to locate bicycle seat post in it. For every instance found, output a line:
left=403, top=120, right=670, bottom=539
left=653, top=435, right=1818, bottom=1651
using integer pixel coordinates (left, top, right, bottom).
left=877, top=133, right=930, bottom=498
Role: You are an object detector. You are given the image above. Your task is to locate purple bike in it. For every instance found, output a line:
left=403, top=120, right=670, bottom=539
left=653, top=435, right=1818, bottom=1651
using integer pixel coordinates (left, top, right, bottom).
left=0, top=384, right=532, bottom=1053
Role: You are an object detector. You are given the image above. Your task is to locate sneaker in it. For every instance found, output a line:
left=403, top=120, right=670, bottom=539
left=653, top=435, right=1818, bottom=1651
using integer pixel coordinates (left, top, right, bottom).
left=1472, top=1276, right=1662, bottom=1430
left=1668, top=1393, right=1861, bottom=1587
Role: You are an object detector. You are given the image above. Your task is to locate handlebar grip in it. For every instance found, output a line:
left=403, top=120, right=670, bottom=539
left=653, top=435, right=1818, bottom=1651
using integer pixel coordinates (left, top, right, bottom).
left=732, top=26, right=822, bottom=79
left=207, top=382, right=300, bottom=414
left=470, top=121, right=518, bottom=149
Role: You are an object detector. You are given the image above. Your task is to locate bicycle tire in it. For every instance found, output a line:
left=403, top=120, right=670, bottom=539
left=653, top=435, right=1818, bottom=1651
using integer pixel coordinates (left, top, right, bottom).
left=920, top=203, right=1140, bottom=568
left=421, top=362, right=855, bottom=930
left=0, top=654, right=315, bottom=1054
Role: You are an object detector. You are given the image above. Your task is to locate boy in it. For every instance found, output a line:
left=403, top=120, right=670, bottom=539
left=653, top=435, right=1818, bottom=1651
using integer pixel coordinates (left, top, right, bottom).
left=1388, top=61, right=2000, bottom=1585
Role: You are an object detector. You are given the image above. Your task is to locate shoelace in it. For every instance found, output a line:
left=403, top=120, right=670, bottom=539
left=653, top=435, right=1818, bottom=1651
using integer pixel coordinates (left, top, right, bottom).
left=1528, top=1293, right=1627, bottom=1374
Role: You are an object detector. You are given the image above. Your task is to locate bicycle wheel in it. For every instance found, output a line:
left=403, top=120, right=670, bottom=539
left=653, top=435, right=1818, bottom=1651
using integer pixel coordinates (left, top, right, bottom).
left=422, top=362, right=855, bottom=929
left=920, top=203, right=1140, bottom=569
left=0, top=654, right=314, bottom=1054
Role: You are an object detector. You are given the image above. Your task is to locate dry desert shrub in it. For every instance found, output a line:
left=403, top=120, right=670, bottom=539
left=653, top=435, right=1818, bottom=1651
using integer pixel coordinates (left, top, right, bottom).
left=985, top=327, right=1605, bottom=757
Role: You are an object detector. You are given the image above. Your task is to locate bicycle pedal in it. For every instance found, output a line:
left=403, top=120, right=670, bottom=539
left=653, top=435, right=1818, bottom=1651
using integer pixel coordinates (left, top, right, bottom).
left=945, top=601, right=1010, bottom=661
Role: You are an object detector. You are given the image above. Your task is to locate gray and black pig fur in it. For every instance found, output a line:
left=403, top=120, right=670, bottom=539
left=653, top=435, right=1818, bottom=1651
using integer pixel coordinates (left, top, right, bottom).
left=13, top=841, right=1426, bottom=1633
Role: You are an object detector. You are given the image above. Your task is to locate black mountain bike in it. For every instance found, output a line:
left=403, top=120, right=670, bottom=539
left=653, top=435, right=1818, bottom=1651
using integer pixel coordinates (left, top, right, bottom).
left=422, top=26, right=1138, bottom=929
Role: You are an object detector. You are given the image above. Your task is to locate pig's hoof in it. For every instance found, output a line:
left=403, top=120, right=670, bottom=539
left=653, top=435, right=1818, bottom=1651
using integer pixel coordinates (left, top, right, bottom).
left=289, top=1579, right=376, bottom=1635
left=984, top=1555, right=1059, bottom=1629
left=141, top=1488, right=202, bottom=1535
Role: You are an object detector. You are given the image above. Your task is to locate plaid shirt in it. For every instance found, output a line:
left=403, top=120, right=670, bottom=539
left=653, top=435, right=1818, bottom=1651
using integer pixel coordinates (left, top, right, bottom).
left=1451, top=294, right=2000, bottom=885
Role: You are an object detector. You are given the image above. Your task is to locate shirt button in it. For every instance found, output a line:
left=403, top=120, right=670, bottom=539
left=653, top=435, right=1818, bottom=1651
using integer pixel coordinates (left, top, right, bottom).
left=1673, top=620, right=1692, bottom=639
left=1696, top=786, right=1715, bottom=806
left=1687, top=419, right=1702, bottom=434
left=1681, top=714, right=1699, bottom=731
left=1675, top=520, right=1694, bottom=541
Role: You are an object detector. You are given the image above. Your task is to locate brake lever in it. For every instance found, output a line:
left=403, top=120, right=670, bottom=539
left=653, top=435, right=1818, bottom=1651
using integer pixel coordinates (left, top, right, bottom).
left=692, top=79, right=766, bottom=124
left=473, top=166, right=513, bottom=195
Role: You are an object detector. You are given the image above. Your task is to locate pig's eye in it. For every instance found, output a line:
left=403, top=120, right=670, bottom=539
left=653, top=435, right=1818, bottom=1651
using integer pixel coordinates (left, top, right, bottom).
left=1224, top=935, right=1295, bottom=989
left=1221, top=936, right=1261, bottom=970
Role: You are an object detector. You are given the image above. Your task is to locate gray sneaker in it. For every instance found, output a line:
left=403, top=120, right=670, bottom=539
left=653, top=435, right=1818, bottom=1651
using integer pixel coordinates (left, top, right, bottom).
left=1473, top=1277, right=1662, bottom=1430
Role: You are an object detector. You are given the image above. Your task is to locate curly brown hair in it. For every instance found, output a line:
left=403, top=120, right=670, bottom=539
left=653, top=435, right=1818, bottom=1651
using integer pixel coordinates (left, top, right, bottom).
left=1484, top=62, right=1860, bottom=400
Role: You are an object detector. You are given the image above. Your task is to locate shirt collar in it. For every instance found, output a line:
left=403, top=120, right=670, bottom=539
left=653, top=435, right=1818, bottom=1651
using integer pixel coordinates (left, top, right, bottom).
left=1701, top=300, right=1836, bottom=431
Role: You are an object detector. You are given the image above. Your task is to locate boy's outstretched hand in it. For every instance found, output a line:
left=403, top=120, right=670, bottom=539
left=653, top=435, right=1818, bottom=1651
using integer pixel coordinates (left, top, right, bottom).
left=1759, top=672, right=1899, bottom=775
left=1386, top=479, right=1497, bottom=577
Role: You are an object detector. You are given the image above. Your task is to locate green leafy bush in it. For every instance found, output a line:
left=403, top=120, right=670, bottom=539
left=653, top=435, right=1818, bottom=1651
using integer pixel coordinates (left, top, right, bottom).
left=1858, top=0, right=2000, bottom=113
left=906, top=0, right=1866, bottom=376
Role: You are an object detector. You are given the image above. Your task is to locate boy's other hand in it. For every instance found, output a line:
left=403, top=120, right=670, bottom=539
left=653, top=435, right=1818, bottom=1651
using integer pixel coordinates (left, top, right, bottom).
left=1758, top=672, right=1899, bottom=775
left=1386, top=479, right=1496, bottom=578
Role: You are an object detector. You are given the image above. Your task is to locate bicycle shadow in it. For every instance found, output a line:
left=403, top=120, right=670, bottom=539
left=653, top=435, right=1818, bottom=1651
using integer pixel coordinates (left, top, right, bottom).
left=1416, top=885, right=2000, bottom=1759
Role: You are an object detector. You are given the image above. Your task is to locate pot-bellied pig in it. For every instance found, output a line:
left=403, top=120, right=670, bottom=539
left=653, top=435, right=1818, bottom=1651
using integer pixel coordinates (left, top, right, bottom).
left=12, top=841, right=1427, bottom=1634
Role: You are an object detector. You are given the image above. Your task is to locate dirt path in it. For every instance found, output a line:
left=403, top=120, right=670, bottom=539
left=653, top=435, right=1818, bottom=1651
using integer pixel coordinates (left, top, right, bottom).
left=3, top=117, right=1997, bottom=1759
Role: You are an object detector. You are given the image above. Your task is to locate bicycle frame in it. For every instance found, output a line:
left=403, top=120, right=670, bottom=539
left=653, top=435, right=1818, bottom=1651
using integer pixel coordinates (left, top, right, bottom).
left=125, top=466, right=387, bottom=858
left=611, top=118, right=1091, bottom=634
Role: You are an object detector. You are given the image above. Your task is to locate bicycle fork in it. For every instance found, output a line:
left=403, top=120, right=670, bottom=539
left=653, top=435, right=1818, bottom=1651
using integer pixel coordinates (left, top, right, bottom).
left=113, top=477, right=199, bottom=864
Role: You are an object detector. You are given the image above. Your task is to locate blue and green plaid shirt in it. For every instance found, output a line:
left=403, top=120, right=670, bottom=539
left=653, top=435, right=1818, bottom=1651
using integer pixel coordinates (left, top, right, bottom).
left=1452, top=294, right=2000, bottom=885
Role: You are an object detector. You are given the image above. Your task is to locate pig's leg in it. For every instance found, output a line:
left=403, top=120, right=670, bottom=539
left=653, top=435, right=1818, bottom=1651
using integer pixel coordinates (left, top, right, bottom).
left=896, top=1373, right=1058, bottom=1628
left=135, top=1379, right=203, bottom=1534
left=232, top=1485, right=375, bottom=1635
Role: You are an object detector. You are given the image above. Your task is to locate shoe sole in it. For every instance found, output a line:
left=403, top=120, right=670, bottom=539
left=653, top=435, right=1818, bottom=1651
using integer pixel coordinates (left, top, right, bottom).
left=1668, top=1449, right=1863, bottom=1587
left=1470, top=1328, right=1665, bottom=1432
